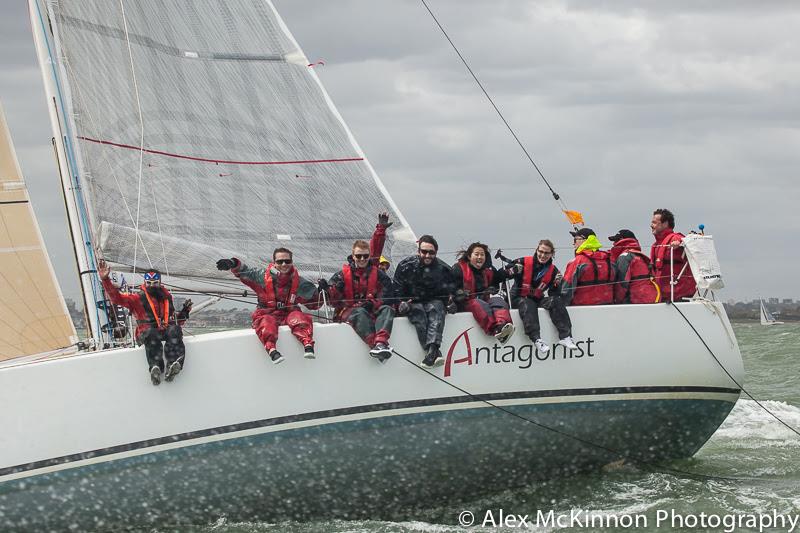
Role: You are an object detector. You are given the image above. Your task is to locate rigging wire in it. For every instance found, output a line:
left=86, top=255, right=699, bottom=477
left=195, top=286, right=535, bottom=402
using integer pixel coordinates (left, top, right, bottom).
left=118, top=0, right=153, bottom=274
left=389, top=346, right=741, bottom=483
left=670, top=303, right=800, bottom=438
left=418, top=0, right=569, bottom=215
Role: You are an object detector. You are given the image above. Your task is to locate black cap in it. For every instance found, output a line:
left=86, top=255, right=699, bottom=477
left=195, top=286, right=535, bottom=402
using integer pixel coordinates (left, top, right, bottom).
left=609, top=229, right=636, bottom=242
left=569, top=227, right=595, bottom=239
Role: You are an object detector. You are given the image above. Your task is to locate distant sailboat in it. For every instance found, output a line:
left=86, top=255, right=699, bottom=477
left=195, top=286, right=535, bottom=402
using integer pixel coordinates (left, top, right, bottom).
left=760, top=299, right=784, bottom=325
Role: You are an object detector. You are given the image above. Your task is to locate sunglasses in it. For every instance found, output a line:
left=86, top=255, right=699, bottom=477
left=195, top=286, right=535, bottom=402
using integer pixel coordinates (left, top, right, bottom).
left=275, top=259, right=293, bottom=265
left=419, top=249, right=436, bottom=256
left=144, top=279, right=161, bottom=286
left=353, top=253, right=370, bottom=260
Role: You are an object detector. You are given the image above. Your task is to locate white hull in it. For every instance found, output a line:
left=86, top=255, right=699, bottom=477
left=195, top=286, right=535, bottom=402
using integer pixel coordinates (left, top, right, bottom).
left=1, top=302, right=742, bottom=528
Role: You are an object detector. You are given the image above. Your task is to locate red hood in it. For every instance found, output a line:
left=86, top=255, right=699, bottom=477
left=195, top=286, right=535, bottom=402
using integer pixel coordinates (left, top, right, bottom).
left=610, top=237, right=642, bottom=261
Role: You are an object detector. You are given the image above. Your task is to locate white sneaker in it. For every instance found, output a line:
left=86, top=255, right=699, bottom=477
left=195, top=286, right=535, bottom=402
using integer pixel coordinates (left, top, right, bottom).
left=558, top=336, right=578, bottom=350
left=494, top=323, right=515, bottom=345
left=534, top=338, right=550, bottom=354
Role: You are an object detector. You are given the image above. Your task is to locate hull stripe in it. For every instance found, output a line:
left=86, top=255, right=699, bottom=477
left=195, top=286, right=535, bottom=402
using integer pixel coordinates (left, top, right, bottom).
left=0, top=385, right=739, bottom=479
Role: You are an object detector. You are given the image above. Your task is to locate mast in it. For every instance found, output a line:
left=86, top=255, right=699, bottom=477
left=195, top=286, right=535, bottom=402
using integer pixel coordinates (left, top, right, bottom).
left=28, top=0, right=108, bottom=346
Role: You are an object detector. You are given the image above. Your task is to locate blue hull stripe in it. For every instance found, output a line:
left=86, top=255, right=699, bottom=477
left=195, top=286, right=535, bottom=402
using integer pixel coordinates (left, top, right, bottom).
left=0, top=385, right=738, bottom=477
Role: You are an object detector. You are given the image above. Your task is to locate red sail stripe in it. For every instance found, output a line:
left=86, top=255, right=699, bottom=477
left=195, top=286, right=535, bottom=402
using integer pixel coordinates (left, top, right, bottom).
left=77, top=136, right=364, bottom=166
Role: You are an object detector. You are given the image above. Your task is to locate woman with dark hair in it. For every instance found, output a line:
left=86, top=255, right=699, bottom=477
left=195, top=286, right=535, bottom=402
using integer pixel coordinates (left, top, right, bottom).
left=451, top=242, right=515, bottom=344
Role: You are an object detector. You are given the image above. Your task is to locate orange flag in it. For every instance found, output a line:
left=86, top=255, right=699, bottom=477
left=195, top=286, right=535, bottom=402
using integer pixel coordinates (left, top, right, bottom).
left=563, top=210, right=584, bottom=225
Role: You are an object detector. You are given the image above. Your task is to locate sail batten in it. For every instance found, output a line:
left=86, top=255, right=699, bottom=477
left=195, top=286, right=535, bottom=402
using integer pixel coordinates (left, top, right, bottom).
left=43, top=0, right=415, bottom=282
left=0, top=103, right=77, bottom=361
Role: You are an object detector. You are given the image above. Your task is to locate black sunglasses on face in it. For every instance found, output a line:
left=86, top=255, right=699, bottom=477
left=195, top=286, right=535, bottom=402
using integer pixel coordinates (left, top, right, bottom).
left=419, top=249, right=436, bottom=256
left=353, top=254, right=369, bottom=260
left=275, top=259, right=293, bottom=265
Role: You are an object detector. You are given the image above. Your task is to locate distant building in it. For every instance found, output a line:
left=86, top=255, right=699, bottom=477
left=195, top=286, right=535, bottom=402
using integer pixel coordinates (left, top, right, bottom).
left=783, top=299, right=794, bottom=304
left=768, top=298, right=779, bottom=304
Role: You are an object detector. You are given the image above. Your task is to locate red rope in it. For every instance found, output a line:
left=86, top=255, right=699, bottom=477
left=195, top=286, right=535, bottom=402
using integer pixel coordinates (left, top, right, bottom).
left=78, top=136, right=364, bottom=166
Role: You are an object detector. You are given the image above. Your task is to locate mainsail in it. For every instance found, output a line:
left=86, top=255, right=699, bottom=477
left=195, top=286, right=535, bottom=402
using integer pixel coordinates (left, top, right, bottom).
left=35, top=0, right=416, bottom=284
left=759, top=299, right=782, bottom=326
left=0, top=103, right=77, bottom=361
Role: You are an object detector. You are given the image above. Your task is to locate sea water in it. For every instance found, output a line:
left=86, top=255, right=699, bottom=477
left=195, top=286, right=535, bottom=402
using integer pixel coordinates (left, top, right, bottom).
left=155, top=322, right=800, bottom=532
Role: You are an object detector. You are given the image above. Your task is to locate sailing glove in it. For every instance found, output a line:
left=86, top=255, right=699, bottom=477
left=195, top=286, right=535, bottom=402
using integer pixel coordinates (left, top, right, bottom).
left=505, top=263, right=524, bottom=276
left=216, top=258, right=238, bottom=271
left=453, top=289, right=467, bottom=303
left=397, top=301, right=411, bottom=315
left=378, top=212, right=393, bottom=228
left=317, top=279, right=330, bottom=292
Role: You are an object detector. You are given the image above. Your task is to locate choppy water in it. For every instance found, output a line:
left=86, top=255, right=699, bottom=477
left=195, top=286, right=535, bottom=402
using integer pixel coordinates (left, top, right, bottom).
left=158, top=322, right=800, bottom=533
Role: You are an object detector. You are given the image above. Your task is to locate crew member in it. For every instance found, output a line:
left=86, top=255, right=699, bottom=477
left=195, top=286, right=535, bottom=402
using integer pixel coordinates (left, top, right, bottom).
left=98, top=259, right=191, bottom=385
left=393, top=235, right=454, bottom=368
left=217, top=248, right=318, bottom=364
left=561, top=228, right=615, bottom=306
left=378, top=256, right=391, bottom=273
left=506, top=239, right=576, bottom=354
left=650, top=209, right=697, bottom=301
left=451, top=242, right=514, bottom=344
left=608, top=229, right=660, bottom=304
left=323, top=214, right=396, bottom=362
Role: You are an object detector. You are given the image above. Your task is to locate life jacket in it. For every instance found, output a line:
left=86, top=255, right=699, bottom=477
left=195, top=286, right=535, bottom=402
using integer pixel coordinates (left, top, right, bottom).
left=459, top=260, right=493, bottom=299
left=619, top=251, right=660, bottom=304
left=572, top=250, right=614, bottom=305
left=139, top=287, right=171, bottom=330
left=519, top=256, right=556, bottom=300
left=342, top=263, right=379, bottom=303
left=651, top=230, right=696, bottom=300
left=262, top=265, right=300, bottom=310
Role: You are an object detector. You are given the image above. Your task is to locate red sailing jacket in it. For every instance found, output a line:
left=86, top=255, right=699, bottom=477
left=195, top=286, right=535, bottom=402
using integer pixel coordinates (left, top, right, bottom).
left=650, top=230, right=697, bottom=300
left=262, top=264, right=300, bottom=310
left=519, top=256, right=556, bottom=300
left=342, top=263, right=381, bottom=305
left=101, top=277, right=181, bottom=338
left=458, top=260, right=494, bottom=300
left=563, top=250, right=615, bottom=305
left=611, top=238, right=659, bottom=304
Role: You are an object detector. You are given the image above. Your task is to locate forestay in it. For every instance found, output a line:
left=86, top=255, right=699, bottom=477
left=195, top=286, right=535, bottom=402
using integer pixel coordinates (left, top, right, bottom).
left=46, top=0, right=416, bottom=281
left=0, top=103, right=77, bottom=361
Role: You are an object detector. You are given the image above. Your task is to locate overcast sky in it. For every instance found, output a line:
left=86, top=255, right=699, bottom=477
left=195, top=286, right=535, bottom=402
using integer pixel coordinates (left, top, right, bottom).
left=2, top=0, right=799, bottom=303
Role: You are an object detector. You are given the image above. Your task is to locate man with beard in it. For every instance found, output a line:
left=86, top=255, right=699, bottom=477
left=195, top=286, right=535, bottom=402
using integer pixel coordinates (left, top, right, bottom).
left=98, top=259, right=192, bottom=385
left=393, top=235, right=455, bottom=368
left=650, top=209, right=697, bottom=301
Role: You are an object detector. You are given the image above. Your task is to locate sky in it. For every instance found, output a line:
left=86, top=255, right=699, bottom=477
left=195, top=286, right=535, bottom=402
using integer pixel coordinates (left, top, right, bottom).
left=1, top=0, right=799, bottom=303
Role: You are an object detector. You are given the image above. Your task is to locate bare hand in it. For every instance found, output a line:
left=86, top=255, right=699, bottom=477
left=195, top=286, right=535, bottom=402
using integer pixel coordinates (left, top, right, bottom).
left=97, top=259, right=110, bottom=279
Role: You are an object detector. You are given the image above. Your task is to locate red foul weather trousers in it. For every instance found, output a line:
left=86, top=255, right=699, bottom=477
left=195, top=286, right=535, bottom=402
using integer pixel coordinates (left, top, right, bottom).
left=463, top=296, right=512, bottom=335
left=251, top=308, right=314, bottom=351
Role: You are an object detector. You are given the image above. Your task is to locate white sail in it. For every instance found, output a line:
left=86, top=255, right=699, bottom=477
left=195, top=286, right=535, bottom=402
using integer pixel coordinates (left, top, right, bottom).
left=35, top=0, right=417, bottom=284
left=759, top=299, right=783, bottom=326
left=0, top=102, right=77, bottom=361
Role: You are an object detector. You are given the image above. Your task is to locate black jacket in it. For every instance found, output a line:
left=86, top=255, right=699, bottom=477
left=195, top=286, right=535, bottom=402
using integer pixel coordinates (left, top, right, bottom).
left=393, top=255, right=455, bottom=304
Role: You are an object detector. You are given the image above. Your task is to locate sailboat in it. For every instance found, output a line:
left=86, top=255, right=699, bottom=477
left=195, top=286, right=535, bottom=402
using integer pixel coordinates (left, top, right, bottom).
left=760, top=299, right=784, bottom=326
left=1, top=1, right=744, bottom=530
